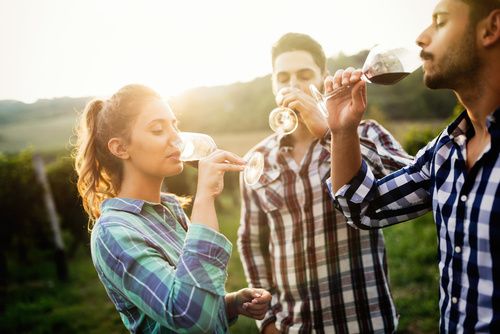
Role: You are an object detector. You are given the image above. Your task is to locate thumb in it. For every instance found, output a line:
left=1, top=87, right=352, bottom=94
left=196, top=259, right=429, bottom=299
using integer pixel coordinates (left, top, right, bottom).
left=238, top=288, right=254, bottom=301
left=351, top=81, right=367, bottom=114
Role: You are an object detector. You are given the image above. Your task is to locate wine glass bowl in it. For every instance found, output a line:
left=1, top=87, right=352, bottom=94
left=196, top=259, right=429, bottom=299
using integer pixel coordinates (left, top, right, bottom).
left=177, top=132, right=264, bottom=185
left=362, top=44, right=421, bottom=85
left=243, top=151, right=265, bottom=185
left=178, top=132, right=216, bottom=161
left=310, top=44, right=422, bottom=106
left=268, top=106, right=299, bottom=135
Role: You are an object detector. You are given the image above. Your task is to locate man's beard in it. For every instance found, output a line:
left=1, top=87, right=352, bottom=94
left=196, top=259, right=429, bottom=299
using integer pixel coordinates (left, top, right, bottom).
left=424, top=26, right=480, bottom=90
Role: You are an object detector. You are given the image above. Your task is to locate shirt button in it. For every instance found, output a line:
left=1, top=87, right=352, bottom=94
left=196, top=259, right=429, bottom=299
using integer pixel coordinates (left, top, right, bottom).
left=452, top=297, right=458, bottom=304
left=460, top=195, right=468, bottom=202
left=455, top=246, right=462, bottom=254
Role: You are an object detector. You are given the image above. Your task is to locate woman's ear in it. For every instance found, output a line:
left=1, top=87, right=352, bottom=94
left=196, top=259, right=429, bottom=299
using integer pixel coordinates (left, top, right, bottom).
left=480, top=9, right=500, bottom=48
left=108, top=137, right=130, bottom=160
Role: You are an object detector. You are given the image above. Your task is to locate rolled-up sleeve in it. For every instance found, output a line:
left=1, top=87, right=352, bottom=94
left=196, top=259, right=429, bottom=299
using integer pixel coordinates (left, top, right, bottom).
left=327, top=135, right=438, bottom=229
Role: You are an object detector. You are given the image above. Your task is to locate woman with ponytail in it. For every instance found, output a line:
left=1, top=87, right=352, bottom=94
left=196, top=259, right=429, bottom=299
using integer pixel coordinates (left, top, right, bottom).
left=74, top=84, right=271, bottom=333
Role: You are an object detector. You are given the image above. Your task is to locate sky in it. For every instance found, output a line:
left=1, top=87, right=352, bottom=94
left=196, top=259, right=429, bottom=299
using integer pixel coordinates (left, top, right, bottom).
left=0, top=0, right=437, bottom=103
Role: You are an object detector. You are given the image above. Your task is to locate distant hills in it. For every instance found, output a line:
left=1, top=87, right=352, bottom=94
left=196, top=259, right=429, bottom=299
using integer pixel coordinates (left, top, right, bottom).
left=0, top=50, right=457, bottom=152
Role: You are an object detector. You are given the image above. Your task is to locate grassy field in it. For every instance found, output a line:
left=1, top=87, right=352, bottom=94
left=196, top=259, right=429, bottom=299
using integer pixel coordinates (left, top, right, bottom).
left=0, top=109, right=444, bottom=155
left=1, top=118, right=442, bottom=332
left=1, top=195, right=439, bottom=333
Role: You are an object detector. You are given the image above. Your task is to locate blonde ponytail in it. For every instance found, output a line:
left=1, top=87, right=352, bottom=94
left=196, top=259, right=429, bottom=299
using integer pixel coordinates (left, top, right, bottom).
left=74, top=99, right=115, bottom=224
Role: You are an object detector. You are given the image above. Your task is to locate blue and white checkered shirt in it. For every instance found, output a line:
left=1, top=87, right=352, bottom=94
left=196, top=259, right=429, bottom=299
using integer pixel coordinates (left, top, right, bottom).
left=329, top=108, right=500, bottom=333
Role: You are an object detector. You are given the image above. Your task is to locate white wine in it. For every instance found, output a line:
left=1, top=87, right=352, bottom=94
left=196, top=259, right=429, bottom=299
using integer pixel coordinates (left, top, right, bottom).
left=244, top=151, right=265, bottom=185
left=178, top=132, right=264, bottom=185
left=268, top=107, right=298, bottom=135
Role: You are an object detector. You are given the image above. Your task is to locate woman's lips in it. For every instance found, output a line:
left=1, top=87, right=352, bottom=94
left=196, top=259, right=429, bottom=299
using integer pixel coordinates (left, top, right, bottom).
left=167, top=151, right=181, bottom=160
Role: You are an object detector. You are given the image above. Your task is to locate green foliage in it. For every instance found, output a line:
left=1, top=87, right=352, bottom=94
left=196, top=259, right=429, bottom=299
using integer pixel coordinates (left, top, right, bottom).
left=0, top=150, right=50, bottom=260
left=46, top=157, right=89, bottom=257
left=402, top=126, right=441, bottom=156
left=384, top=214, right=440, bottom=333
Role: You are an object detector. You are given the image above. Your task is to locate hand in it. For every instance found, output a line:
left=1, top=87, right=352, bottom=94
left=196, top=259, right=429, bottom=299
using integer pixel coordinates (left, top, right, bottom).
left=196, top=149, right=245, bottom=199
left=276, top=87, right=328, bottom=138
left=226, top=288, right=272, bottom=321
left=262, top=322, right=280, bottom=334
left=324, top=67, right=367, bottom=135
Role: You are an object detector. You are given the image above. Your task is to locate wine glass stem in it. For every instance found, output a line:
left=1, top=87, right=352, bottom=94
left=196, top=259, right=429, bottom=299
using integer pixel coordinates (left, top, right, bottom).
left=323, top=75, right=369, bottom=101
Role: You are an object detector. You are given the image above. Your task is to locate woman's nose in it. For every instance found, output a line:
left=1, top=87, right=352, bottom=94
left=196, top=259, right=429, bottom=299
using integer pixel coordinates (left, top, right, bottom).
left=171, top=132, right=184, bottom=151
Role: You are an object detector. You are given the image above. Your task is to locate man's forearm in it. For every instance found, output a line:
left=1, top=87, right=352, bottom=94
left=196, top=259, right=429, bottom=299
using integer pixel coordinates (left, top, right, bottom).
left=331, top=130, right=362, bottom=193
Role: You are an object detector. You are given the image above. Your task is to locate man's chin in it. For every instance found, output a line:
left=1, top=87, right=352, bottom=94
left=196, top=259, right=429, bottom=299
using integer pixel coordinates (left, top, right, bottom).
left=424, top=74, right=445, bottom=90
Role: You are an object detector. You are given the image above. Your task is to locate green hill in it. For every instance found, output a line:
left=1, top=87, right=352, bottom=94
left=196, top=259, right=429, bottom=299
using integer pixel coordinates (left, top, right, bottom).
left=0, top=50, right=457, bottom=153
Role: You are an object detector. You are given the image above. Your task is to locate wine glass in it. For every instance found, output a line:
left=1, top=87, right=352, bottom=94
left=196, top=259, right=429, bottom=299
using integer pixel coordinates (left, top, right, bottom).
left=178, top=132, right=264, bottom=185
left=310, top=44, right=422, bottom=114
left=268, top=104, right=299, bottom=135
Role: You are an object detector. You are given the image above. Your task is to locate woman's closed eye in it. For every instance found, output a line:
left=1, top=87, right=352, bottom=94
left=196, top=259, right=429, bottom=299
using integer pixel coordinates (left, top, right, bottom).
left=151, top=127, right=164, bottom=135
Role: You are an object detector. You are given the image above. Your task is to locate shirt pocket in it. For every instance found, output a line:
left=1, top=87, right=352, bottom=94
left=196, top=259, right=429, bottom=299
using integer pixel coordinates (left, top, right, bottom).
left=253, top=169, right=285, bottom=214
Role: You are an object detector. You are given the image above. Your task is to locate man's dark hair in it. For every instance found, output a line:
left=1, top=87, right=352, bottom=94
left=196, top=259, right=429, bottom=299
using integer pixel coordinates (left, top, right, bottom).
left=460, top=0, right=500, bottom=25
left=271, top=33, right=326, bottom=73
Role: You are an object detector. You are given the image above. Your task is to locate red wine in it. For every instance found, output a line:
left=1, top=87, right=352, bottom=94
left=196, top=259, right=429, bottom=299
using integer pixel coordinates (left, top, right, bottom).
left=366, top=72, right=410, bottom=85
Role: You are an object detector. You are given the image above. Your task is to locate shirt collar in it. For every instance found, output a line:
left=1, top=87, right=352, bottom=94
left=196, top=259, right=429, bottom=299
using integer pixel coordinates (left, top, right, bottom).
left=488, top=107, right=500, bottom=143
left=101, top=194, right=173, bottom=214
left=445, top=106, right=500, bottom=144
left=278, top=133, right=294, bottom=152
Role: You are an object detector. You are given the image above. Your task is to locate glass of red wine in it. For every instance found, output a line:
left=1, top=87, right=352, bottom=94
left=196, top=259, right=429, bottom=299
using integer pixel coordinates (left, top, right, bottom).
left=310, top=44, right=422, bottom=116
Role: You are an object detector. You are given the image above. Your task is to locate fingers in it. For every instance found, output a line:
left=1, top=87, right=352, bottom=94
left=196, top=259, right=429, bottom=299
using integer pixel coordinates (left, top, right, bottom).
left=235, top=288, right=272, bottom=320
left=206, top=149, right=245, bottom=165
left=324, top=68, right=363, bottom=92
left=243, top=303, right=268, bottom=315
left=214, top=162, right=245, bottom=172
left=324, top=75, right=334, bottom=94
left=251, top=289, right=272, bottom=303
left=351, top=80, right=367, bottom=112
left=341, top=67, right=356, bottom=85
left=277, top=88, right=307, bottom=109
left=350, top=69, right=363, bottom=83
left=242, top=301, right=269, bottom=319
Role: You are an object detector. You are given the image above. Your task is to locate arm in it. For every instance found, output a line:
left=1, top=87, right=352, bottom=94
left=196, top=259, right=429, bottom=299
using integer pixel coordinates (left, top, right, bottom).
left=237, top=174, right=280, bottom=332
left=330, top=139, right=435, bottom=228
left=324, top=69, right=367, bottom=192
left=357, top=119, right=414, bottom=177
left=92, top=222, right=232, bottom=333
left=191, top=149, right=245, bottom=231
left=324, top=68, right=433, bottom=227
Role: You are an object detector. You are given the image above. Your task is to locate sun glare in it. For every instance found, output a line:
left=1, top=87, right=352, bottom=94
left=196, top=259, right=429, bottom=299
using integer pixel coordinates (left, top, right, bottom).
left=0, top=0, right=436, bottom=102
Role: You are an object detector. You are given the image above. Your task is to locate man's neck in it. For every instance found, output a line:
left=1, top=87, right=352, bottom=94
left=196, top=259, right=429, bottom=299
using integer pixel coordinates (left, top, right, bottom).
left=457, top=65, right=500, bottom=133
left=287, top=123, right=316, bottom=165
left=290, top=122, right=316, bottom=145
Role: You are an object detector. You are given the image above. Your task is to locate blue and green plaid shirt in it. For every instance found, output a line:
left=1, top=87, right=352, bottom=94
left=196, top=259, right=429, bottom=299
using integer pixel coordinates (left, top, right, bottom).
left=90, top=194, right=233, bottom=333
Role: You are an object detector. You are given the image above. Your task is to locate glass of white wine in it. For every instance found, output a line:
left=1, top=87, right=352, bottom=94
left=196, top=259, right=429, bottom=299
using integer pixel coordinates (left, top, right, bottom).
left=268, top=104, right=299, bottom=135
left=178, top=132, right=264, bottom=185
left=310, top=44, right=422, bottom=114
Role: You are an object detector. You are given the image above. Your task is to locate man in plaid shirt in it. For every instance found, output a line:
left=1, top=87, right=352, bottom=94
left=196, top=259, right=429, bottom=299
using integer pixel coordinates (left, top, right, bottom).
left=326, top=0, right=500, bottom=332
left=237, top=33, right=413, bottom=333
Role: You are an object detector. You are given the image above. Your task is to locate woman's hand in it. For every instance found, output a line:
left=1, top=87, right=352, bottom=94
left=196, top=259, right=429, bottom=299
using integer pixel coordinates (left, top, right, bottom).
left=324, top=67, right=367, bottom=135
left=196, top=149, right=245, bottom=200
left=191, top=149, right=245, bottom=231
left=226, top=288, right=272, bottom=321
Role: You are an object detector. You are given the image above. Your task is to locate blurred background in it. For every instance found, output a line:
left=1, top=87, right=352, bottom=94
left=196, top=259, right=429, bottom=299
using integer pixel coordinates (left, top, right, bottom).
left=1, top=0, right=457, bottom=333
